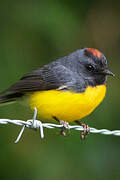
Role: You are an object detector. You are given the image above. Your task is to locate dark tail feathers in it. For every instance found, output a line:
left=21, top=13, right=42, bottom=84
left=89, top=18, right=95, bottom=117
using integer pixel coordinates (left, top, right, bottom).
left=0, top=92, right=23, bottom=104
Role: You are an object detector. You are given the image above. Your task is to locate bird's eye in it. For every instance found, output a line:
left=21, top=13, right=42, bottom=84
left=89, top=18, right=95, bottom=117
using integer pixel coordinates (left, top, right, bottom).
left=86, top=64, right=95, bottom=72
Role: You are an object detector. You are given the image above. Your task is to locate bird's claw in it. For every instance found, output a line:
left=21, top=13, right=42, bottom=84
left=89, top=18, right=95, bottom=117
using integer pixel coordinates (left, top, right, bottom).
left=53, top=116, right=70, bottom=136
left=80, top=123, right=90, bottom=140
left=59, top=120, right=70, bottom=136
left=75, top=121, right=90, bottom=140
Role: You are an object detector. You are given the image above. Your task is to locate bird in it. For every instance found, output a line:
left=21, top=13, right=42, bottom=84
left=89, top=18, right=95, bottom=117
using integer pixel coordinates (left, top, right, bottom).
left=0, top=48, right=114, bottom=138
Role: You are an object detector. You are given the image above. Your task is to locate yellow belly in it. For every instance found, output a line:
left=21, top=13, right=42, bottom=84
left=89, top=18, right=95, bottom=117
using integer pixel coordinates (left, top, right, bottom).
left=29, top=85, right=106, bottom=122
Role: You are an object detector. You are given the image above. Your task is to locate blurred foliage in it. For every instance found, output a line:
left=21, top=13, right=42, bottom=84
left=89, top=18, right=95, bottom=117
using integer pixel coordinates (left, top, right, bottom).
left=0, top=0, right=120, bottom=180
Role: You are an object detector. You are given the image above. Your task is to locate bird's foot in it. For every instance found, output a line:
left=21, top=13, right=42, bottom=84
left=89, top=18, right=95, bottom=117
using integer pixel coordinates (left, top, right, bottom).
left=53, top=116, right=70, bottom=136
left=59, top=120, right=70, bottom=136
left=80, top=123, right=90, bottom=140
left=75, top=121, right=90, bottom=140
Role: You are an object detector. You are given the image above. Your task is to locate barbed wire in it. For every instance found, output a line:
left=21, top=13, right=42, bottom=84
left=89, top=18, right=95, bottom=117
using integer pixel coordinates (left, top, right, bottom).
left=0, top=118, right=120, bottom=143
left=0, top=108, right=119, bottom=143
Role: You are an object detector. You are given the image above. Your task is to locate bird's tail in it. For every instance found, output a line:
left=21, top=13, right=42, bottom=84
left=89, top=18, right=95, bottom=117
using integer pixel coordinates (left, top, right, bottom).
left=0, top=92, right=23, bottom=105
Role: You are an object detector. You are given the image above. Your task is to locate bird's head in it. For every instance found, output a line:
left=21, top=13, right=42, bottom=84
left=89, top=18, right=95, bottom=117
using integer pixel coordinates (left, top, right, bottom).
left=74, top=48, right=115, bottom=86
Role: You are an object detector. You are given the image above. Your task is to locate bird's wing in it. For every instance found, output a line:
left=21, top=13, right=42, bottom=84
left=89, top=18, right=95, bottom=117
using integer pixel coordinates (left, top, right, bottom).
left=0, top=64, right=77, bottom=97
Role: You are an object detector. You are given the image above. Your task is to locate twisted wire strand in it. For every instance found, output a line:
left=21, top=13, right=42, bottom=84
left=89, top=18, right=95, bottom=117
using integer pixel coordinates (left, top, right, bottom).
left=0, top=118, right=120, bottom=143
left=0, top=108, right=119, bottom=143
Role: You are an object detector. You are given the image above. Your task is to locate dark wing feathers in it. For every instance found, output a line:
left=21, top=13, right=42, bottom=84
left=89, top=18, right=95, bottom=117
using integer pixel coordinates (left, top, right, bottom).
left=0, top=64, right=76, bottom=103
left=7, top=78, right=59, bottom=92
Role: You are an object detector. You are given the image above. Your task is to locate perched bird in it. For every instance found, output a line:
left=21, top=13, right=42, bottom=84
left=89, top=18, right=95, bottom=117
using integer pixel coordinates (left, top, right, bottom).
left=0, top=48, right=114, bottom=138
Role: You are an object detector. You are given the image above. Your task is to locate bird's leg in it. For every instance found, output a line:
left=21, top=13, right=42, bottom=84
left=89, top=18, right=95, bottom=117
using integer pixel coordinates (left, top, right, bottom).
left=59, top=120, right=70, bottom=136
left=53, top=116, right=70, bottom=136
left=75, top=120, right=90, bottom=139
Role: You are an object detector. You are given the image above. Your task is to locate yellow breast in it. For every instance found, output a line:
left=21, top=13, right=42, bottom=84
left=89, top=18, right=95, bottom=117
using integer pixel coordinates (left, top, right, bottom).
left=29, top=85, right=106, bottom=122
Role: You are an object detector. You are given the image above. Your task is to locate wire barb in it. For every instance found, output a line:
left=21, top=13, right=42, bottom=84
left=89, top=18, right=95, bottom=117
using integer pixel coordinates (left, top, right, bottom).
left=0, top=108, right=120, bottom=143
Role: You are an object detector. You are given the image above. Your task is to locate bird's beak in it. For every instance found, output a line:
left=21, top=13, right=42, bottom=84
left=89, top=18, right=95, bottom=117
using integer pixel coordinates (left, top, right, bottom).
left=102, top=69, right=115, bottom=77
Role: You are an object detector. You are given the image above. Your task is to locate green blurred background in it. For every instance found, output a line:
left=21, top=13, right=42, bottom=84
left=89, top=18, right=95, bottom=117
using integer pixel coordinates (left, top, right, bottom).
left=0, top=0, right=120, bottom=180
